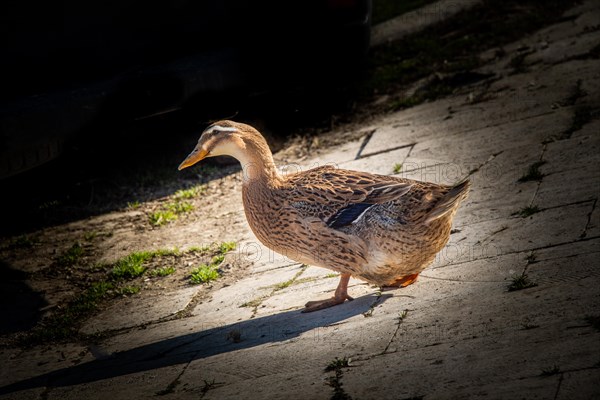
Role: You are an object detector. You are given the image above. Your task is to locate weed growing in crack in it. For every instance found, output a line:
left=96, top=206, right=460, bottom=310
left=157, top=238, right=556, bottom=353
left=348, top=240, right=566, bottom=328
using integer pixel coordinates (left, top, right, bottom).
left=568, top=106, right=593, bottom=134
left=325, top=357, right=353, bottom=400
left=518, top=161, right=546, bottom=182
left=156, top=378, right=180, bottom=396
left=561, top=79, right=586, bottom=106
left=508, top=50, right=533, bottom=74
left=241, top=266, right=308, bottom=312
left=547, top=105, right=595, bottom=143
left=240, top=296, right=268, bottom=309
left=517, top=205, right=541, bottom=218
left=200, top=379, right=219, bottom=396
left=508, top=273, right=537, bottom=292
left=399, top=309, right=409, bottom=322
left=540, top=365, right=561, bottom=376
left=325, top=357, right=351, bottom=372
left=584, top=315, right=600, bottom=332
left=393, top=163, right=403, bottom=174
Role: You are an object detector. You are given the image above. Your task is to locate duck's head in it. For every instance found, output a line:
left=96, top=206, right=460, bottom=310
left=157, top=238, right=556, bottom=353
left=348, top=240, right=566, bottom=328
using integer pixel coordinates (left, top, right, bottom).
left=178, top=120, right=270, bottom=171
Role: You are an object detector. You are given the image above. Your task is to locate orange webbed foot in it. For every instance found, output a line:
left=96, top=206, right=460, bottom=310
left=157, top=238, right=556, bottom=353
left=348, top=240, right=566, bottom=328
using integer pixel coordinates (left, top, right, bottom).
left=381, top=273, right=420, bottom=291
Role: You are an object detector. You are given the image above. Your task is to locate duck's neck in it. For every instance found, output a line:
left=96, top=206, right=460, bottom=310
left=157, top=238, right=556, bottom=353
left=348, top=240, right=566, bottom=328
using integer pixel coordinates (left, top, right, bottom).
left=238, top=141, right=280, bottom=184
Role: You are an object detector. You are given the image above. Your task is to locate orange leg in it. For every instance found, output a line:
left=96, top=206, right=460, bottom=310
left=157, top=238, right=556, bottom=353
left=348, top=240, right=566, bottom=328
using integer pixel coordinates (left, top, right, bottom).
left=302, top=273, right=354, bottom=313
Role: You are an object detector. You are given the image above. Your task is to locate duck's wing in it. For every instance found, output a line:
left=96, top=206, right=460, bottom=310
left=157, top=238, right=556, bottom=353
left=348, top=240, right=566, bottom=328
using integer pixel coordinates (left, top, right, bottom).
left=283, top=166, right=412, bottom=228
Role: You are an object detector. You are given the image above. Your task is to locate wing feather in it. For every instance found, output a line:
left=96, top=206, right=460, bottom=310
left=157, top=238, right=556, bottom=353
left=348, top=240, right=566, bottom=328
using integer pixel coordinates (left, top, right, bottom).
left=283, top=166, right=413, bottom=228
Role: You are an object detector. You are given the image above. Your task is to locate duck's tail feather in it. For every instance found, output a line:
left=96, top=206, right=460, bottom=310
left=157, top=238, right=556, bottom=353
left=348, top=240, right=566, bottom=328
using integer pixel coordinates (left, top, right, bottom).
left=425, top=179, right=471, bottom=223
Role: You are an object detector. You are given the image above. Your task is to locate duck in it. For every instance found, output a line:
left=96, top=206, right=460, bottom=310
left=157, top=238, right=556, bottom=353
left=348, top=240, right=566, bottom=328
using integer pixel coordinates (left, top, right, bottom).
left=179, top=120, right=470, bottom=312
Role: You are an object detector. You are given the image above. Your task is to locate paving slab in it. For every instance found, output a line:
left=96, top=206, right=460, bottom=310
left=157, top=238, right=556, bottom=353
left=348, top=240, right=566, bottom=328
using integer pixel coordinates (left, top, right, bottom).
left=81, top=286, right=201, bottom=334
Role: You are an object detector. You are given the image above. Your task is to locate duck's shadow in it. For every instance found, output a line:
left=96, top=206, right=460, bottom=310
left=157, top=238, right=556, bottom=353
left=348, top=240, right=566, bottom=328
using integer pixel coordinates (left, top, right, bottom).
left=0, top=293, right=391, bottom=395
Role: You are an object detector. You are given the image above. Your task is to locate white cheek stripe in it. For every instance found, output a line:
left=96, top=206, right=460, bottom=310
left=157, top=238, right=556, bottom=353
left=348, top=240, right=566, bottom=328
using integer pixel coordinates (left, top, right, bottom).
left=204, top=125, right=238, bottom=134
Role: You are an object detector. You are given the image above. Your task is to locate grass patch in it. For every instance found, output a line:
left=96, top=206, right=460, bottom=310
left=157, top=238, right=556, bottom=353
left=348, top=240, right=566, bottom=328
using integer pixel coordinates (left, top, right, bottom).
left=5, top=235, right=39, bottom=249
left=149, top=199, right=194, bottom=227
left=56, top=243, right=85, bottom=266
left=22, top=280, right=115, bottom=344
left=115, top=285, right=141, bottom=296
left=127, top=200, right=141, bottom=209
left=517, top=205, right=541, bottom=218
left=110, top=248, right=181, bottom=280
left=393, top=163, right=403, bottom=174
left=174, top=186, right=205, bottom=200
left=190, top=264, right=220, bottom=284
left=518, top=161, right=546, bottom=182
left=188, top=245, right=211, bottom=253
left=149, top=210, right=177, bottom=226
left=148, top=266, right=176, bottom=277
left=388, top=96, right=422, bottom=110
left=218, top=241, right=237, bottom=254
left=111, top=251, right=153, bottom=279
left=189, top=241, right=237, bottom=284
left=21, top=245, right=224, bottom=345
left=508, top=273, right=538, bottom=292
left=166, top=200, right=193, bottom=214
left=83, top=231, right=98, bottom=241
left=211, top=254, right=225, bottom=265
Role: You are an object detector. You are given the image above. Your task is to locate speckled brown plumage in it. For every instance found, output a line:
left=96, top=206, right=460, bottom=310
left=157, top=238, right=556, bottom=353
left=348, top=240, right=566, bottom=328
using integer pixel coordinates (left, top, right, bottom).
left=179, top=120, right=470, bottom=311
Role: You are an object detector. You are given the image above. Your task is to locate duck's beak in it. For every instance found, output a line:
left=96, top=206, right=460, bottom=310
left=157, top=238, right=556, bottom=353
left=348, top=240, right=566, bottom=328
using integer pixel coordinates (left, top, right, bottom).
left=178, top=146, right=209, bottom=170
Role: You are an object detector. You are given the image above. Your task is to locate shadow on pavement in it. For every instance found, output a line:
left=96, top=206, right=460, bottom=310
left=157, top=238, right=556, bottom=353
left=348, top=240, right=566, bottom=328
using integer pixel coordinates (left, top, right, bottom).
left=0, top=261, right=47, bottom=335
left=0, top=292, right=390, bottom=395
